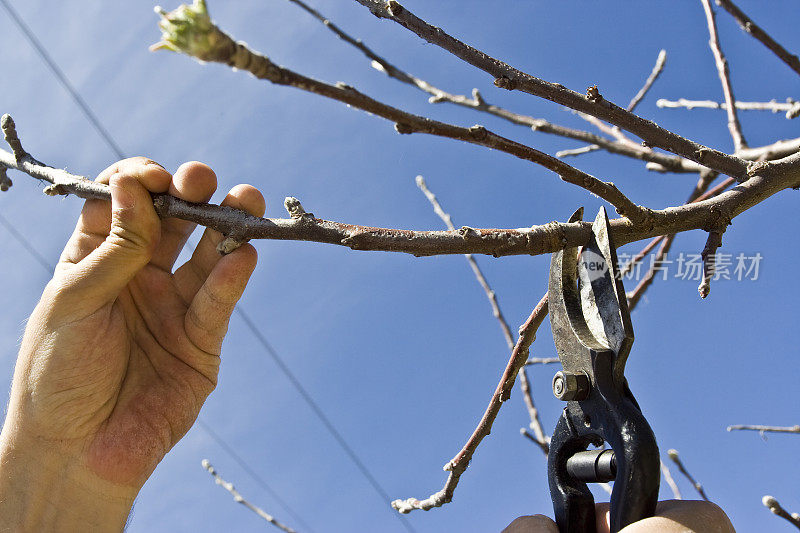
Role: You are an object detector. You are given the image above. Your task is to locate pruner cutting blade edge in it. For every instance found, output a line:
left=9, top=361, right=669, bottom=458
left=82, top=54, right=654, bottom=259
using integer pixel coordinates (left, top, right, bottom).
left=547, top=206, right=660, bottom=533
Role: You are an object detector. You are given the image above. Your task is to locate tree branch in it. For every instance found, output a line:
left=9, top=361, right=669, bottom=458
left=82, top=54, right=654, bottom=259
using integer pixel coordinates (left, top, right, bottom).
left=202, top=460, right=298, bottom=533
left=4, top=115, right=800, bottom=259
left=727, top=424, right=800, bottom=435
left=152, top=2, right=649, bottom=223
left=284, top=1, right=696, bottom=175
left=667, top=449, right=709, bottom=501
left=700, top=0, right=748, bottom=151
left=657, top=98, right=800, bottom=120
left=661, top=460, right=683, bottom=500
left=628, top=50, right=668, bottom=112
left=415, top=175, right=549, bottom=451
left=353, top=0, right=751, bottom=179
left=715, top=0, right=800, bottom=78
left=390, top=294, right=549, bottom=513
left=762, top=495, right=800, bottom=530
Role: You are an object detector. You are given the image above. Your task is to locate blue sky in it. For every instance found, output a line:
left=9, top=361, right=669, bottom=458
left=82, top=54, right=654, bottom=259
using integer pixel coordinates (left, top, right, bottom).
left=1, top=1, right=799, bottom=531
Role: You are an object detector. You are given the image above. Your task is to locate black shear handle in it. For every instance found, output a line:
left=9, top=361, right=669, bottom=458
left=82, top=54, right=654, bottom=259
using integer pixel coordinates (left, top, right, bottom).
left=547, top=357, right=660, bottom=532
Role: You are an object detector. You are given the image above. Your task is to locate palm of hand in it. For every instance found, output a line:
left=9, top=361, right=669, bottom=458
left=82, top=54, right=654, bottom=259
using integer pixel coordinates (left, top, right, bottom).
left=15, top=159, right=262, bottom=487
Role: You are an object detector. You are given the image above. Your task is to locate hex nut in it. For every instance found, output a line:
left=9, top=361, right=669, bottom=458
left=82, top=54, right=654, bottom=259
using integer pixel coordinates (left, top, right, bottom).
left=552, top=371, right=590, bottom=401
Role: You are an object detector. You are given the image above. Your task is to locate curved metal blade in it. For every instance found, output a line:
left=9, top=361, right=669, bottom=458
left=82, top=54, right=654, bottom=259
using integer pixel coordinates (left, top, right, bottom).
left=549, top=207, right=633, bottom=383
left=577, top=207, right=634, bottom=383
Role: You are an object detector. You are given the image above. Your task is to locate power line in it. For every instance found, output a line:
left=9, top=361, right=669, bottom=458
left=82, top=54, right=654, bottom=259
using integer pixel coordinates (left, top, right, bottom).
left=0, top=0, right=125, bottom=160
left=0, top=2, right=414, bottom=531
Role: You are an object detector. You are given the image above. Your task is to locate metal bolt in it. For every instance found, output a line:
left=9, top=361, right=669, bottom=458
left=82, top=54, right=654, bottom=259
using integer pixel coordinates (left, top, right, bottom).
left=552, top=371, right=590, bottom=401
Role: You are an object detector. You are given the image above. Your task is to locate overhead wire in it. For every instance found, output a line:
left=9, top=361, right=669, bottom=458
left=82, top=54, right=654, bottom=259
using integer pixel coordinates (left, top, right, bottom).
left=0, top=1, right=415, bottom=531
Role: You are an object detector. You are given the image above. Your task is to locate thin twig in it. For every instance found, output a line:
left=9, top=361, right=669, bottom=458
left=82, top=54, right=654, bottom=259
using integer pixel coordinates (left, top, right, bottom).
left=524, top=357, right=560, bottom=366
left=561, top=49, right=667, bottom=159
left=727, top=424, right=800, bottom=434
left=391, top=295, right=549, bottom=513
left=667, top=449, right=709, bottom=501
left=628, top=50, right=668, bottom=112
left=354, top=0, right=751, bottom=179
left=284, top=0, right=696, bottom=174
left=202, top=460, right=298, bottom=533
left=661, top=460, right=683, bottom=500
left=698, top=228, right=726, bottom=298
left=415, top=176, right=549, bottom=452
left=625, top=172, right=718, bottom=308
left=715, top=0, right=800, bottom=78
left=700, top=0, right=748, bottom=151
left=152, top=2, right=648, bottom=223
left=520, top=428, right=549, bottom=456
left=762, top=495, right=800, bottom=530
left=657, top=98, right=800, bottom=120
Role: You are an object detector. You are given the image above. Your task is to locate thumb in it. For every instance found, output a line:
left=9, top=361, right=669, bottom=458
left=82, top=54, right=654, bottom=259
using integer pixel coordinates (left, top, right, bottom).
left=66, top=170, right=162, bottom=306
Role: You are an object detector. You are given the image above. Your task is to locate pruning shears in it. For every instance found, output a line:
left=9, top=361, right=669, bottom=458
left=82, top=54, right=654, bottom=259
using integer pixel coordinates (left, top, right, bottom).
left=547, top=207, right=660, bottom=532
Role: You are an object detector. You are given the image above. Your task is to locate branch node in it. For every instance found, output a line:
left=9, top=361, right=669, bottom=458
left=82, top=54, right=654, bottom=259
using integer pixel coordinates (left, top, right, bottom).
left=493, top=76, right=517, bottom=91
left=586, top=85, right=603, bottom=103
left=284, top=196, right=309, bottom=218
left=43, top=184, right=68, bottom=196
left=471, top=88, right=485, bottom=106
left=468, top=125, right=488, bottom=140
left=0, top=165, right=11, bottom=192
left=1, top=114, right=27, bottom=161
left=386, top=0, right=403, bottom=16
left=394, top=122, right=414, bottom=135
left=458, top=226, right=478, bottom=238
left=217, top=236, right=247, bottom=255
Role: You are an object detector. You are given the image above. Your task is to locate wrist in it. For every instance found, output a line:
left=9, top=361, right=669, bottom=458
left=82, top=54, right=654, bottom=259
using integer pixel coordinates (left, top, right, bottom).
left=0, top=427, right=138, bottom=532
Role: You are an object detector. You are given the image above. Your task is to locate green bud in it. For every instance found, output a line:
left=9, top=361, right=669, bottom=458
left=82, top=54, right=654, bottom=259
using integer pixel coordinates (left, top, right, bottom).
left=150, top=1, right=223, bottom=61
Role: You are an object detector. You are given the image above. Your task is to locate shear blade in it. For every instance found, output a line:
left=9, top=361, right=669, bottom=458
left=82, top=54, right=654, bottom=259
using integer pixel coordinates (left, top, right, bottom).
left=576, top=207, right=633, bottom=356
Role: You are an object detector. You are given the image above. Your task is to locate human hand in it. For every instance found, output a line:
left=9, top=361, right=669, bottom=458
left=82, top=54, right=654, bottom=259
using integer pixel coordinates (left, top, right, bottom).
left=0, top=158, right=264, bottom=530
left=502, top=500, right=735, bottom=532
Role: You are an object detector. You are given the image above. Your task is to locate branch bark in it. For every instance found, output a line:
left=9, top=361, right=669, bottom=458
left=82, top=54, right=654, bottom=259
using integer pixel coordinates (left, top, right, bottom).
left=667, top=449, right=710, bottom=501
left=762, top=495, right=800, bottom=530
left=152, top=2, right=649, bottom=223
left=390, top=294, right=549, bottom=513
left=715, top=0, right=800, bottom=78
left=4, top=128, right=800, bottom=259
left=727, top=424, right=800, bottom=434
left=700, top=0, right=748, bottom=151
left=657, top=98, right=800, bottom=120
left=353, top=0, right=751, bottom=179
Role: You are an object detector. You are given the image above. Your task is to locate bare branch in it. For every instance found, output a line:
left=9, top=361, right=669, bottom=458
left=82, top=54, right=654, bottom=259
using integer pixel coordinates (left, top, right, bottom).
left=415, top=175, right=548, bottom=452
left=657, top=98, right=800, bottom=119
left=762, top=495, right=800, bottom=530
left=152, top=4, right=649, bottom=222
left=391, top=295, right=549, bottom=513
left=667, top=449, right=709, bottom=501
left=524, top=357, right=560, bottom=366
left=563, top=49, right=667, bottom=158
left=661, top=460, right=683, bottom=500
left=202, top=460, right=298, bottom=533
left=285, top=0, right=695, bottom=174
left=628, top=50, right=668, bottom=112
left=727, top=424, right=800, bottom=434
left=700, top=0, right=748, bottom=151
left=715, top=0, right=800, bottom=78
left=626, top=172, right=720, bottom=308
left=627, top=235, right=675, bottom=309
left=698, top=228, right=726, bottom=298
left=4, top=126, right=800, bottom=259
left=520, top=428, right=549, bottom=456
left=353, top=0, right=751, bottom=179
